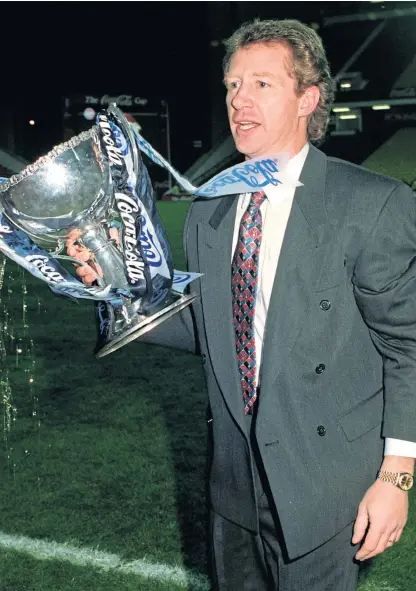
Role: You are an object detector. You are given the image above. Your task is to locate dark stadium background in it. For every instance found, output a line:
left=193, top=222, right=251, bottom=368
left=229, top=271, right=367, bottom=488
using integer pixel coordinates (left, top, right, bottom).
left=0, top=1, right=415, bottom=187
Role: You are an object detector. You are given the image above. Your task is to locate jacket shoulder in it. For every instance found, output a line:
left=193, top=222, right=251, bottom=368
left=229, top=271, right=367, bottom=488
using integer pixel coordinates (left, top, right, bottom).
left=182, top=196, right=224, bottom=264
left=326, top=155, right=404, bottom=194
left=184, top=196, right=226, bottom=232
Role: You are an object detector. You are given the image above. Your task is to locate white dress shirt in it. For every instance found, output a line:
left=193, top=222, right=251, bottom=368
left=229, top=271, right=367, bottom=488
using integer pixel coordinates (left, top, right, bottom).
left=232, top=143, right=416, bottom=458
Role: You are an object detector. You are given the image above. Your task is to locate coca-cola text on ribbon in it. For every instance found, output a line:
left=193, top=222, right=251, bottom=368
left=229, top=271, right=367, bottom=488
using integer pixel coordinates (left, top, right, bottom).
left=114, top=192, right=146, bottom=285
left=97, top=114, right=123, bottom=166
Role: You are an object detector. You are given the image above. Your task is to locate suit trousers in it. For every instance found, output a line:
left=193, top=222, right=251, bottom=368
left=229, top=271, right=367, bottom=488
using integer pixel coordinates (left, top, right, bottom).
left=211, top=412, right=360, bottom=591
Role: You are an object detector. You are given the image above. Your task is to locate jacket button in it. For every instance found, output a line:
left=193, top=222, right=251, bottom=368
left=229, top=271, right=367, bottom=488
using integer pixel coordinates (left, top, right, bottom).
left=317, top=425, right=326, bottom=436
left=201, top=354, right=207, bottom=365
left=315, top=364, right=325, bottom=374
left=319, top=299, right=331, bottom=311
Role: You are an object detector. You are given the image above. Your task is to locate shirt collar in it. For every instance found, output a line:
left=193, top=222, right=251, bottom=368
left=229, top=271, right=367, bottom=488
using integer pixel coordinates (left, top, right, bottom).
left=263, top=143, right=309, bottom=206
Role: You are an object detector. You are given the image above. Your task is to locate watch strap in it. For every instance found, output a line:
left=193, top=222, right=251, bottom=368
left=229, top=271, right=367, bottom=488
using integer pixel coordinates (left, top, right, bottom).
left=378, top=470, right=414, bottom=490
left=378, top=470, right=399, bottom=486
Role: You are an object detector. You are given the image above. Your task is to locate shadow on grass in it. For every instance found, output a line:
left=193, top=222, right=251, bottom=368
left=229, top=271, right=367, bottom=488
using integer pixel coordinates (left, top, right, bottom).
left=154, top=349, right=210, bottom=579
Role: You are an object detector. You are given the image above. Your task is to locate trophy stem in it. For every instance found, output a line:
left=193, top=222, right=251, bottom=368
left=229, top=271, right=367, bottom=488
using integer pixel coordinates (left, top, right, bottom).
left=95, top=292, right=197, bottom=358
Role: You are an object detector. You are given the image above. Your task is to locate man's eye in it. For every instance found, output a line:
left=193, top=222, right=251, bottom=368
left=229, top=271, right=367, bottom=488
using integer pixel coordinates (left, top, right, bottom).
left=229, top=81, right=239, bottom=89
left=258, top=81, right=269, bottom=88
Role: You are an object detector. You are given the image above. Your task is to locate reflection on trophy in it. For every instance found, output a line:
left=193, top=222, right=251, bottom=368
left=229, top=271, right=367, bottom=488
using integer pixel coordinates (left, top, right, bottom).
left=0, top=104, right=198, bottom=358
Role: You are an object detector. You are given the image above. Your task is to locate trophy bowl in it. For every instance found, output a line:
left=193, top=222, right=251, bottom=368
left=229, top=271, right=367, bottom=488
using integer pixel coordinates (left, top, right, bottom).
left=0, top=104, right=197, bottom=358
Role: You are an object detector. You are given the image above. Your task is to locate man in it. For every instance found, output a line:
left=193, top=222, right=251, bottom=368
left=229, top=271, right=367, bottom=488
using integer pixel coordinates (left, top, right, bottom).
left=73, top=19, right=416, bottom=591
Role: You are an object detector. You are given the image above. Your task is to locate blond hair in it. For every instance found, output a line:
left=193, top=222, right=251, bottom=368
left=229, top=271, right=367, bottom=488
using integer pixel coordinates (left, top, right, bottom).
left=223, top=19, right=335, bottom=142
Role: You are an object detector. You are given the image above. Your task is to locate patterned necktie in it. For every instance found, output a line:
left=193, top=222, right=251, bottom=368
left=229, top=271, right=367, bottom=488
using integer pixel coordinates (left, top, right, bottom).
left=231, top=191, right=266, bottom=414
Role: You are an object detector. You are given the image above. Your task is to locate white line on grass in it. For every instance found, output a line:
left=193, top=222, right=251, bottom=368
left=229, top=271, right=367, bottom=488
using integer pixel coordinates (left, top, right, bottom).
left=0, top=531, right=210, bottom=590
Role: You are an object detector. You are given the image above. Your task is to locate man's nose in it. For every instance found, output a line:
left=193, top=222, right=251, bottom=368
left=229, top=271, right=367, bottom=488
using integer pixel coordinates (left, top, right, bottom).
left=231, top=86, right=253, bottom=110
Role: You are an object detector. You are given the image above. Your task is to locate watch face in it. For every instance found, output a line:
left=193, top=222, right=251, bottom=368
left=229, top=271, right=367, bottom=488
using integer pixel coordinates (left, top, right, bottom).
left=399, top=474, right=414, bottom=491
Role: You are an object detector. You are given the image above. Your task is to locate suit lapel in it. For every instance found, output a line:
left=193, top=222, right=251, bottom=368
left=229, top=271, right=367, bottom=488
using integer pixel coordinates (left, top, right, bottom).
left=197, top=196, right=247, bottom=428
left=196, top=146, right=328, bottom=425
left=259, top=145, right=328, bottom=397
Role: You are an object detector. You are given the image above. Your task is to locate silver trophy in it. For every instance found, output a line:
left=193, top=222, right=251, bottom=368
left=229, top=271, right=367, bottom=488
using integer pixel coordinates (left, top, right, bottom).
left=0, top=105, right=197, bottom=357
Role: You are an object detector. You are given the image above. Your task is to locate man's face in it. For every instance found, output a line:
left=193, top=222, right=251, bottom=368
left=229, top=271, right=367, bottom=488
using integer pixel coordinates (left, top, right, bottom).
left=225, top=42, right=308, bottom=159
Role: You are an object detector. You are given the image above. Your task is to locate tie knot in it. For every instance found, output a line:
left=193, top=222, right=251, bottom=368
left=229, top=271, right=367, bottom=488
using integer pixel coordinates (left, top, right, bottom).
left=248, top=191, right=266, bottom=211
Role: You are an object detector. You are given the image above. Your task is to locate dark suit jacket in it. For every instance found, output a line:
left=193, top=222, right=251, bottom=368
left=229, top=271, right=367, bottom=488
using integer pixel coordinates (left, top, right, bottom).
left=143, top=144, right=416, bottom=558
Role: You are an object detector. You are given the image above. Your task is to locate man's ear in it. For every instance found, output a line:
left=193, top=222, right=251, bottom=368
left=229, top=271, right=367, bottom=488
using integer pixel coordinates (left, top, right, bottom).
left=299, top=85, right=320, bottom=117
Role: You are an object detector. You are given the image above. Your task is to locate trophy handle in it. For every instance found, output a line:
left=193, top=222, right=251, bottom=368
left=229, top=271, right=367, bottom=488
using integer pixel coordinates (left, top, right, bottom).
left=79, top=224, right=135, bottom=293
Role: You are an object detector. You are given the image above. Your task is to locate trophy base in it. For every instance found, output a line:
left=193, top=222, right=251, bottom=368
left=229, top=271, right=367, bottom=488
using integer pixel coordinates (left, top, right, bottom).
left=95, top=292, right=197, bottom=358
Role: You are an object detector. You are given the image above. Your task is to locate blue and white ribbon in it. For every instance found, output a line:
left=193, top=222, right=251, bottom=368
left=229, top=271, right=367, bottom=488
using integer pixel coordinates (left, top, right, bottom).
left=172, top=270, right=202, bottom=293
left=132, top=130, right=302, bottom=198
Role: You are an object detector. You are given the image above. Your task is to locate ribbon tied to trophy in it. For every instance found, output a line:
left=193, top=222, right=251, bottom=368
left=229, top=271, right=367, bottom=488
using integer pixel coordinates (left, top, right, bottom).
left=0, top=104, right=301, bottom=357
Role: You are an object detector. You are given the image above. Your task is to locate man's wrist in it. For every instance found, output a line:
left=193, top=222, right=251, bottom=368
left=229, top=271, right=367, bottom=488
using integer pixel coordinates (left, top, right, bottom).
left=381, top=455, right=415, bottom=474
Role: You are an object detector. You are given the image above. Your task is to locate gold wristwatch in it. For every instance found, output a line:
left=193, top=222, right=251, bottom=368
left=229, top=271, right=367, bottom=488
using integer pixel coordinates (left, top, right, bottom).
left=378, top=470, right=414, bottom=491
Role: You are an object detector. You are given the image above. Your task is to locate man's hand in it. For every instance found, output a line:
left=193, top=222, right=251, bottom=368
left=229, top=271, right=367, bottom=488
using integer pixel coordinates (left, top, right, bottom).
left=65, top=228, right=120, bottom=286
left=352, top=456, right=414, bottom=560
left=65, top=229, right=101, bottom=285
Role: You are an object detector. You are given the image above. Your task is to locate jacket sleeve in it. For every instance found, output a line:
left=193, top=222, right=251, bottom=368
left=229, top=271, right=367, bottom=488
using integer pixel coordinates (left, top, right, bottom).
left=353, top=182, right=416, bottom=441
left=136, top=305, right=197, bottom=353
